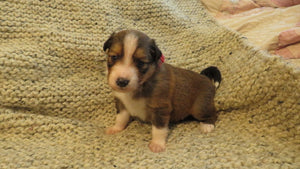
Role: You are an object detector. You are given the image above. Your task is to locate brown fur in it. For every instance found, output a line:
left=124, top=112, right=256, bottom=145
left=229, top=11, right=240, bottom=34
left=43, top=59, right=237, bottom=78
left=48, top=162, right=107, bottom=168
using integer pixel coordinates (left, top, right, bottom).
left=131, top=63, right=217, bottom=127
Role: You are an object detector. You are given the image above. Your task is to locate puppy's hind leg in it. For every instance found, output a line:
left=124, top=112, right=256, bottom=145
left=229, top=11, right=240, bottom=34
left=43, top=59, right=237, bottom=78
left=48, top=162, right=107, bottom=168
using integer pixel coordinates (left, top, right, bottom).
left=199, top=122, right=215, bottom=133
left=191, top=97, right=217, bottom=133
left=194, top=112, right=216, bottom=133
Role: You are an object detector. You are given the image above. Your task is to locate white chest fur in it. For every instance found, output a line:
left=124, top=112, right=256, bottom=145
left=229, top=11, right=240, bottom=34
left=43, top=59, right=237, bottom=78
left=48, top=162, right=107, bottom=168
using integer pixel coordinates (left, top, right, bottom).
left=113, top=91, right=148, bottom=121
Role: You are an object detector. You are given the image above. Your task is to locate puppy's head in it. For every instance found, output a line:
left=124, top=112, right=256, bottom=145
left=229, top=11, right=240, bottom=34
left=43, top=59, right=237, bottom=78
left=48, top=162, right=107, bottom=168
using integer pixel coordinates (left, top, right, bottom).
left=103, top=30, right=162, bottom=92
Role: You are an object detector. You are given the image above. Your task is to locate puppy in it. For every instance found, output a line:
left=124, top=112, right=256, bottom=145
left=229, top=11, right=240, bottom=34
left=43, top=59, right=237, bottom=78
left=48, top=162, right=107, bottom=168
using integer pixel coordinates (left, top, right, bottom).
left=103, top=30, right=221, bottom=153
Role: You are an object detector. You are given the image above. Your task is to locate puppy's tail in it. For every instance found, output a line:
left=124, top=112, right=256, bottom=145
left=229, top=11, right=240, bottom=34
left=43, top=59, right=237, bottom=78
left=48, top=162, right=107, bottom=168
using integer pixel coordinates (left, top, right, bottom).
left=200, top=66, right=222, bottom=89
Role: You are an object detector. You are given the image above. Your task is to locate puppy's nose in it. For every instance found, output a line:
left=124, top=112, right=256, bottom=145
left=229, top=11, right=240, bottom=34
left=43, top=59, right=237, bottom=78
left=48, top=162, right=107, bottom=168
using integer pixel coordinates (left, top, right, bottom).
left=116, top=78, right=130, bottom=87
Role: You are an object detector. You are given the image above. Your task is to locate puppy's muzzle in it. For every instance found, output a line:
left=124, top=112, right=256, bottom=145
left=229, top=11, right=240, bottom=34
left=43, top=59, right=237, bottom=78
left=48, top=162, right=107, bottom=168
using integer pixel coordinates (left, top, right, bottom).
left=116, top=78, right=130, bottom=88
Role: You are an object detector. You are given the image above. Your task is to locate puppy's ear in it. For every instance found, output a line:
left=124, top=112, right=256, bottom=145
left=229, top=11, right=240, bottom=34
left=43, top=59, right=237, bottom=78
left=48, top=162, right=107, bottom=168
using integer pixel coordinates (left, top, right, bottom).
left=103, top=33, right=115, bottom=53
left=149, top=39, right=162, bottom=62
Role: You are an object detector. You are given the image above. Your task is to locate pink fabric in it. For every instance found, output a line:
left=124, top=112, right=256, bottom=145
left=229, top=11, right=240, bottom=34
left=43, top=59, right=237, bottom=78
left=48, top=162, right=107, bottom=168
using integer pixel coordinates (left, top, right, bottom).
left=278, top=28, right=300, bottom=48
left=277, top=26, right=300, bottom=59
left=219, top=0, right=259, bottom=15
left=276, top=43, right=300, bottom=59
left=272, top=0, right=300, bottom=7
left=211, top=0, right=300, bottom=17
left=202, top=0, right=300, bottom=59
left=276, top=48, right=294, bottom=59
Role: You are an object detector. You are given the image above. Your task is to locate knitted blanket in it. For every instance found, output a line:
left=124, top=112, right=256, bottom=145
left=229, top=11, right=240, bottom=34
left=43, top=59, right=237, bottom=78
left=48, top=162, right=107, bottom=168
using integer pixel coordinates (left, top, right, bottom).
left=0, top=0, right=299, bottom=168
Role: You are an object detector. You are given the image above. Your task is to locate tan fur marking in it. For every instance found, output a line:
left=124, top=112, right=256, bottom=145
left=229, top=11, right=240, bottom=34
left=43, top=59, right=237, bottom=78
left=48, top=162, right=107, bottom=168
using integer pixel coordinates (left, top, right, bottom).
left=108, top=42, right=123, bottom=56
left=134, top=48, right=146, bottom=60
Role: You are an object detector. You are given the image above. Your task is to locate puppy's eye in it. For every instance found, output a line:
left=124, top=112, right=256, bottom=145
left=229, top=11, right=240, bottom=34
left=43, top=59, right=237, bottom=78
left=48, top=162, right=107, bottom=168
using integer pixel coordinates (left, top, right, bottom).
left=136, top=60, right=145, bottom=68
left=110, top=55, right=119, bottom=61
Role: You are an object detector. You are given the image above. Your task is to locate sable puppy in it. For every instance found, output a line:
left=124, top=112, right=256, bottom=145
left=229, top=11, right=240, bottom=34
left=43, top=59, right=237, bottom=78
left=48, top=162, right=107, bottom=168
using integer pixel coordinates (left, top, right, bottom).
left=103, top=30, right=221, bottom=153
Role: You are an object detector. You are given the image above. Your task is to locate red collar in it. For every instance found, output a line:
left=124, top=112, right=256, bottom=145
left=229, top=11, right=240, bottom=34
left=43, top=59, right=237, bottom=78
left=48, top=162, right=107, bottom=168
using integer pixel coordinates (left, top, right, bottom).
left=158, top=54, right=165, bottom=67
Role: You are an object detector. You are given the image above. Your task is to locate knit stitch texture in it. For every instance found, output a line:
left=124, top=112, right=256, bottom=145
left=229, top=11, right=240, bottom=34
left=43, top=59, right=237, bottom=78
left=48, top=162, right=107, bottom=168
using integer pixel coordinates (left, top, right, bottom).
left=0, top=0, right=299, bottom=168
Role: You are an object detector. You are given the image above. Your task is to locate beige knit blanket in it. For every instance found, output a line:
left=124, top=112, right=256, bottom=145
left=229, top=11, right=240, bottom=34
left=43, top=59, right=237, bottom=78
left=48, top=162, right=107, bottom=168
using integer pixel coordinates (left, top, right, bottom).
left=0, top=0, right=299, bottom=168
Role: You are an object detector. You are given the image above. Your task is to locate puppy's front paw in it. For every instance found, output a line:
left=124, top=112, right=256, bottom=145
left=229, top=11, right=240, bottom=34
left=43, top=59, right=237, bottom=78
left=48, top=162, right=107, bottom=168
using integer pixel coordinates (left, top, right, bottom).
left=200, top=122, right=215, bottom=133
left=105, top=126, right=123, bottom=135
left=148, top=141, right=166, bottom=153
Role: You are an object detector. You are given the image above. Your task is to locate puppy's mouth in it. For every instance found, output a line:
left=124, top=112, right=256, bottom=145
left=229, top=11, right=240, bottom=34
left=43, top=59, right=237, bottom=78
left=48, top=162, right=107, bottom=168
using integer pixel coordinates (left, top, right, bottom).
left=111, top=86, right=132, bottom=93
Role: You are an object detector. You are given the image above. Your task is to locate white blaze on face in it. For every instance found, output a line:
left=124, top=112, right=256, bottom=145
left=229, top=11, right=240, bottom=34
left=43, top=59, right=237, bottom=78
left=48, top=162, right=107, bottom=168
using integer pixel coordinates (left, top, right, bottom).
left=108, top=33, right=139, bottom=92
left=124, top=33, right=138, bottom=64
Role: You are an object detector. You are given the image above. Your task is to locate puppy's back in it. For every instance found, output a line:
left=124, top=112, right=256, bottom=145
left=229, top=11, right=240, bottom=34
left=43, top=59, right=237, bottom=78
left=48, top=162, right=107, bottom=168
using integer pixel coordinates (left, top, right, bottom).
left=164, top=64, right=216, bottom=122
